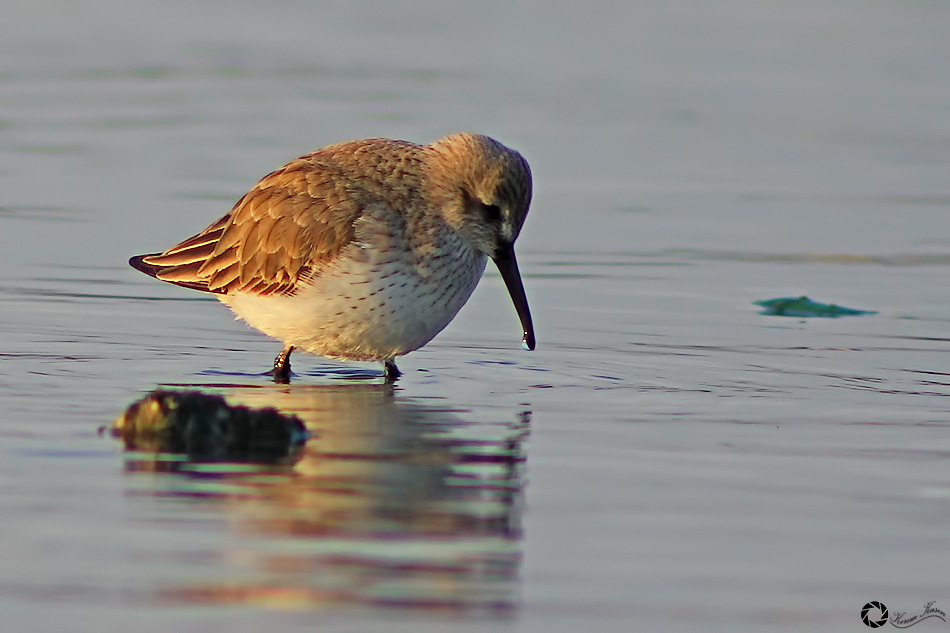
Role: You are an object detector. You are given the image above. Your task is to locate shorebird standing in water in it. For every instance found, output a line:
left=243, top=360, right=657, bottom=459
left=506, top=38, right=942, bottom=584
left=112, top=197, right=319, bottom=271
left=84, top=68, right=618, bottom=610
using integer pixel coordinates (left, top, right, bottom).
left=130, top=133, right=535, bottom=382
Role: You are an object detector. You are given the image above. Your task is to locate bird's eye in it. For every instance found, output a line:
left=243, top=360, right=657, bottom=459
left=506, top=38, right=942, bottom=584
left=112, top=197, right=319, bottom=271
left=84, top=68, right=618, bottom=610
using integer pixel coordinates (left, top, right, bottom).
left=483, top=204, right=503, bottom=222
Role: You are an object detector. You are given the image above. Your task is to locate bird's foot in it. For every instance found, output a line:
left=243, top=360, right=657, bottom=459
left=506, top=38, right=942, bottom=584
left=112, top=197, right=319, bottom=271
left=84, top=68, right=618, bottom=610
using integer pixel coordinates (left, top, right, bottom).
left=271, top=346, right=294, bottom=384
left=383, top=359, right=401, bottom=383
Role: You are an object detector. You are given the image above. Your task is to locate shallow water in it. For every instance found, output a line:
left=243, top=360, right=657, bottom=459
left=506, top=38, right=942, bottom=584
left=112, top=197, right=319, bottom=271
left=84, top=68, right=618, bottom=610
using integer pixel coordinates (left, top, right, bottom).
left=2, top=1, right=950, bottom=631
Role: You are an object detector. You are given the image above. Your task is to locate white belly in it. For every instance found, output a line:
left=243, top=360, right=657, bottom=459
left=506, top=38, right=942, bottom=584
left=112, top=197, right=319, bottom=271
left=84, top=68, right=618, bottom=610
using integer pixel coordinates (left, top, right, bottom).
left=220, top=226, right=488, bottom=361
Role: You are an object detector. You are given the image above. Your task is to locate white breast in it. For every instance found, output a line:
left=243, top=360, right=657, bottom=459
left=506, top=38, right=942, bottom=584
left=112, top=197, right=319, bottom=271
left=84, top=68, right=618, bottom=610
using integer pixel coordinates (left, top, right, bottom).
left=220, top=207, right=488, bottom=361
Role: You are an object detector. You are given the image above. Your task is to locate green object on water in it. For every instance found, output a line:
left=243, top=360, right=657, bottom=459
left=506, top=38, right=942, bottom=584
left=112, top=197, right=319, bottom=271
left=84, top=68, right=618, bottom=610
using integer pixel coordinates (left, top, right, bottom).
left=754, top=296, right=877, bottom=318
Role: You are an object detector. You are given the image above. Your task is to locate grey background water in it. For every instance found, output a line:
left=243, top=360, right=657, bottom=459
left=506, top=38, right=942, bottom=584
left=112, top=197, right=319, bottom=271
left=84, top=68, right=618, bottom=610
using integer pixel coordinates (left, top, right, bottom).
left=2, top=1, right=949, bottom=631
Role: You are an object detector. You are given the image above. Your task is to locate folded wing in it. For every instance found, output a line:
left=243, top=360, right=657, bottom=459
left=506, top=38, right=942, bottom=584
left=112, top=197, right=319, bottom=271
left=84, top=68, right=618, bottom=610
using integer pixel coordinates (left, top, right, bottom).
left=130, top=158, right=362, bottom=296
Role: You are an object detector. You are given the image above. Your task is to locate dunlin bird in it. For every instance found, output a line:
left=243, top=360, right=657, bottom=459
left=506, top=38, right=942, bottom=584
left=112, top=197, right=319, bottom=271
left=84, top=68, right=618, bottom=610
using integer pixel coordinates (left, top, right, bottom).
left=130, top=133, right=535, bottom=382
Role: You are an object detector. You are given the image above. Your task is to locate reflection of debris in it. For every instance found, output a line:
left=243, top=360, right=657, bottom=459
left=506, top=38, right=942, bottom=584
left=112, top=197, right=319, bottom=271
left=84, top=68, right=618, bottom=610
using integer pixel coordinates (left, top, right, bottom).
left=110, top=390, right=308, bottom=463
left=754, top=296, right=877, bottom=318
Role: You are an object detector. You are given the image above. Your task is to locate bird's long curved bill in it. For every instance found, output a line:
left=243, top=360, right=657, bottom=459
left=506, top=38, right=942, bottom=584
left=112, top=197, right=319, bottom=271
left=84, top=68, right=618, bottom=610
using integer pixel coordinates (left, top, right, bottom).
left=493, top=246, right=536, bottom=351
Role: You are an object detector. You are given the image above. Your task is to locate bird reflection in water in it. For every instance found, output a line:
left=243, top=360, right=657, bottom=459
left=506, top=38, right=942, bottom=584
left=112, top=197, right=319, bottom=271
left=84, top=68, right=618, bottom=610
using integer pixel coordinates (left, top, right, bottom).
left=109, top=384, right=530, bottom=615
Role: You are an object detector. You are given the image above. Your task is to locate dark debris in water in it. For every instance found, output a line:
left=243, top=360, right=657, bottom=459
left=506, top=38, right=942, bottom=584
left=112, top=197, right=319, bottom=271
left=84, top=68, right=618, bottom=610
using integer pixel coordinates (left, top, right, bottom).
left=754, top=296, right=877, bottom=318
left=108, top=390, right=309, bottom=464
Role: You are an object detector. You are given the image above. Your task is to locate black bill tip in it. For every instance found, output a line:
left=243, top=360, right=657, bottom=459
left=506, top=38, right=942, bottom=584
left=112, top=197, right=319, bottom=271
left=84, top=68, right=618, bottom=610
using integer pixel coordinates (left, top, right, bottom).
left=492, top=245, right=535, bottom=352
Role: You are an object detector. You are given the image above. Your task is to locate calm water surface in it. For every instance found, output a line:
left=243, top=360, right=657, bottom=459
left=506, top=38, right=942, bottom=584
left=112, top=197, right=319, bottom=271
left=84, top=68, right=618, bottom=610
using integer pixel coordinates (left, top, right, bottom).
left=1, top=2, right=950, bottom=631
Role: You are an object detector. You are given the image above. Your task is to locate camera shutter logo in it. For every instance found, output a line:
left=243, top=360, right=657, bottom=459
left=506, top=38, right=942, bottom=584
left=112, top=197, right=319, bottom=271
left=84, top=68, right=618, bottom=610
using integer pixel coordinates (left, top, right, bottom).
left=862, top=601, right=889, bottom=628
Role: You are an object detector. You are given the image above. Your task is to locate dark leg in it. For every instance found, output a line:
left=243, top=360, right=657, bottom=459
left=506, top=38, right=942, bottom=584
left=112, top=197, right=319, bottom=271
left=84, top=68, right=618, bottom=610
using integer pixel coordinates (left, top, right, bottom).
left=271, top=345, right=294, bottom=384
left=383, top=359, right=401, bottom=382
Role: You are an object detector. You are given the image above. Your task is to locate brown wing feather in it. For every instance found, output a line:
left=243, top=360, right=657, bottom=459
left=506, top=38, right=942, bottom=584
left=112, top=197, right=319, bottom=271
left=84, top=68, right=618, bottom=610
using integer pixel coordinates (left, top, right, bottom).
left=134, top=156, right=364, bottom=296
